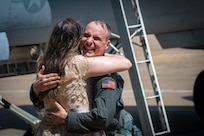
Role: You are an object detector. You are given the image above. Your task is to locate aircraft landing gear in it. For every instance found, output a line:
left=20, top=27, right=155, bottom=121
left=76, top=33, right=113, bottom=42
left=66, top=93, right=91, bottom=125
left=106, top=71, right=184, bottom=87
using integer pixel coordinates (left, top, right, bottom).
left=193, top=70, right=204, bottom=120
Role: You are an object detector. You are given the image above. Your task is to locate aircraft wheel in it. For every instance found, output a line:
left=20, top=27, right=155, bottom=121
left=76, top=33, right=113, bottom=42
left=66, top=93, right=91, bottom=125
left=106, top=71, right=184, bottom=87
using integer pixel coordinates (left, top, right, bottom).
left=193, top=70, right=204, bottom=120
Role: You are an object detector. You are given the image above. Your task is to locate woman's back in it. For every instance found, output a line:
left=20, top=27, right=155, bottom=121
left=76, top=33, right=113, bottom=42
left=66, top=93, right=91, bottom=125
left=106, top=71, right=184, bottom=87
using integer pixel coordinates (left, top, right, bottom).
left=36, top=55, right=94, bottom=136
left=43, top=55, right=90, bottom=112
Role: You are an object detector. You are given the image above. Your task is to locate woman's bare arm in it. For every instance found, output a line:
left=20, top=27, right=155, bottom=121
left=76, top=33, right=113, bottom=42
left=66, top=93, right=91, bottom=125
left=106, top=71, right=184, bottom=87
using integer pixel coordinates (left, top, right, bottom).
left=84, top=53, right=132, bottom=79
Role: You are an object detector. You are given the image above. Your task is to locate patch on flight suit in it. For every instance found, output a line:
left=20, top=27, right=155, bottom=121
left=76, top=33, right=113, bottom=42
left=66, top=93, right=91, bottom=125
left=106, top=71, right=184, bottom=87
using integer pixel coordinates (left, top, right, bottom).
left=102, top=79, right=116, bottom=90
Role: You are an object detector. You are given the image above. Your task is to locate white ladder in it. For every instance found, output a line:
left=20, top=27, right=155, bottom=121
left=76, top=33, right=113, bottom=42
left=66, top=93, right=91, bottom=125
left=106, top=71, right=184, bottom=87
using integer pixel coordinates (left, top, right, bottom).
left=110, top=0, right=170, bottom=135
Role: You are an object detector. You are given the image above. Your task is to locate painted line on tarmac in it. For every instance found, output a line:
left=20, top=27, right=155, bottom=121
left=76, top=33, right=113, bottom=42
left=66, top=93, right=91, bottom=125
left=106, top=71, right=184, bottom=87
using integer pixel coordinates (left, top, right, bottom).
left=124, top=89, right=192, bottom=93
left=0, top=90, right=29, bottom=93
left=0, top=89, right=192, bottom=93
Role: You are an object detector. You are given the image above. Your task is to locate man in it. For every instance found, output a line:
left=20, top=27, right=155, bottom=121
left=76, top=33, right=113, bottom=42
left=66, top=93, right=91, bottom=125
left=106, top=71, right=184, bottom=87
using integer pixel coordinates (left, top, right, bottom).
left=30, top=20, right=142, bottom=135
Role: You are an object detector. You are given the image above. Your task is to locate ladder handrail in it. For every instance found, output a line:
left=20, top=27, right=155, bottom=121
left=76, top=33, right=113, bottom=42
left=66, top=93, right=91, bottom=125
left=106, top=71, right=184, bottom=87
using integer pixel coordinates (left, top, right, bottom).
left=134, top=0, right=170, bottom=133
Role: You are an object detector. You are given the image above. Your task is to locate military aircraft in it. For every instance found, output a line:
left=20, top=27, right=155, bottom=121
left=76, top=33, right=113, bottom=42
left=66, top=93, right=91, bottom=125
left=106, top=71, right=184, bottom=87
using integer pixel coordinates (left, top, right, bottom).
left=0, top=0, right=204, bottom=135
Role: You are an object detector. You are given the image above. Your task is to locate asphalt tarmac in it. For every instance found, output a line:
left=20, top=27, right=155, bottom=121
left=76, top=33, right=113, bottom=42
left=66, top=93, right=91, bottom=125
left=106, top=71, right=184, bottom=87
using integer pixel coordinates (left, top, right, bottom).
left=0, top=35, right=204, bottom=136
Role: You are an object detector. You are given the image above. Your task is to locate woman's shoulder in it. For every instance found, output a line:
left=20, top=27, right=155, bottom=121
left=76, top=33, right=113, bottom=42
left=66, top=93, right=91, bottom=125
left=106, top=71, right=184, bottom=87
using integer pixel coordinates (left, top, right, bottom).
left=74, top=55, right=85, bottom=59
left=72, top=55, right=87, bottom=62
left=72, top=55, right=89, bottom=76
left=71, top=55, right=89, bottom=65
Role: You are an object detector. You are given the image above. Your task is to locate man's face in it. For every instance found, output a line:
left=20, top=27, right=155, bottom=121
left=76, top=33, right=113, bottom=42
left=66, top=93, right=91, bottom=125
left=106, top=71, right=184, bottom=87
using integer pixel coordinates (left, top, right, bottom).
left=80, top=22, right=110, bottom=57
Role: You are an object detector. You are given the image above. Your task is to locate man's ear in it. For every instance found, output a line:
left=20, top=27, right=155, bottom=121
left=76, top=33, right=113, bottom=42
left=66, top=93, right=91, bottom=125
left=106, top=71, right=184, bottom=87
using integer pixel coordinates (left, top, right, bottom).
left=105, top=40, right=111, bottom=50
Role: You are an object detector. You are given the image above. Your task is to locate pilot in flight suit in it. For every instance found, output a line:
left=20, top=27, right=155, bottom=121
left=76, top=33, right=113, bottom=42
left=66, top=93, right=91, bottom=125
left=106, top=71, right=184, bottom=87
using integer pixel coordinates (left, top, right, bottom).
left=30, top=73, right=142, bottom=135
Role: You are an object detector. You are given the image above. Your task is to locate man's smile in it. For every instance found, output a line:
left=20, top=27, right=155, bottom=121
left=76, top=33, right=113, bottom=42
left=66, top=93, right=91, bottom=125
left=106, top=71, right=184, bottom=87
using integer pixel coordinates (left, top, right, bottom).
left=82, top=46, right=95, bottom=53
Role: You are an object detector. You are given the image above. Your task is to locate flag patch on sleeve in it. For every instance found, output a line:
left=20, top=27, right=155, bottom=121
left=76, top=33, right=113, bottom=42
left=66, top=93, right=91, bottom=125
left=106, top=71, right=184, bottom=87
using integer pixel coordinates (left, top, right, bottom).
left=102, top=79, right=116, bottom=90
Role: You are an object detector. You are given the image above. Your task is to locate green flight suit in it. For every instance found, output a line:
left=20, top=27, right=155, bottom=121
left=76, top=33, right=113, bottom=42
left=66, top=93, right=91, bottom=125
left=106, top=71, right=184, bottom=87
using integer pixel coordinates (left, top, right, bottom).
left=30, top=73, right=142, bottom=135
left=67, top=73, right=124, bottom=133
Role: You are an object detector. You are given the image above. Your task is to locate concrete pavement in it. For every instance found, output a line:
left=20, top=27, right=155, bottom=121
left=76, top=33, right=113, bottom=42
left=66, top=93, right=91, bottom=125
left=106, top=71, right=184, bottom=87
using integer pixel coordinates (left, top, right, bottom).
left=0, top=34, right=204, bottom=135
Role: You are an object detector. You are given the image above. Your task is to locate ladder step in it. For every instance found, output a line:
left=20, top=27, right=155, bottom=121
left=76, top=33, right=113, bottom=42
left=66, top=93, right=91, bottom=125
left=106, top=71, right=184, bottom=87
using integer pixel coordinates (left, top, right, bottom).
left=130, top=27, right=142, bottom=38
left=137, top=59, right=150, bottom=64
left=146, top=95, right=160, bottom=100
left=155, top=130, right=170, bottom=135
left=128, top=24, right=141, bottom=28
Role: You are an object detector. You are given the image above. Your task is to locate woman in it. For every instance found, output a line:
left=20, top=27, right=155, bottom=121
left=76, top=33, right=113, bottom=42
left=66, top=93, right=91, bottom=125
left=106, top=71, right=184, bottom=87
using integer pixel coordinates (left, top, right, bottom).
left=35, top=18, right=132, bottom=136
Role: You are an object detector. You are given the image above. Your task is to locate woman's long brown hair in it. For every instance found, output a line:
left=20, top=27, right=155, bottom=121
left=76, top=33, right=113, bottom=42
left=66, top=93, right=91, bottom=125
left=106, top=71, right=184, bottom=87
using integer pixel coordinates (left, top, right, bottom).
left=37, top=18, right=83, bottom=77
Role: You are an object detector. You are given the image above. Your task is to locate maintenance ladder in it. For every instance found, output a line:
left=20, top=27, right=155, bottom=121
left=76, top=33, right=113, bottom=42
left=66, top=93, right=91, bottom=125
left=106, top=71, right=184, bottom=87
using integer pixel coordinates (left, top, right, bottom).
left=110, top=0, right=170, bottom=135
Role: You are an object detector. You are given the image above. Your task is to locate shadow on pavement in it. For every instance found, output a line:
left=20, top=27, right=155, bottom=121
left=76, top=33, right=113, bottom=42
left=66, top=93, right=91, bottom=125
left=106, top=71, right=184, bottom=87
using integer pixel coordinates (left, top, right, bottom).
left=0, top=105, right=38, bottom=131
left=0, top=105, right=204, bottom=136
left=125, top=106, right=204, bottom=136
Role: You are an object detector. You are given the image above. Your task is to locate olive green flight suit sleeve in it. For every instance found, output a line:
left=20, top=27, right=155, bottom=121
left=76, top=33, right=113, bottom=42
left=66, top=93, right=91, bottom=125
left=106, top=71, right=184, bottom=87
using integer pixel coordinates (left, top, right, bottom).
left=67, top=73, right=124, bottom=133
left=29, top=83, right=44, bottom=110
